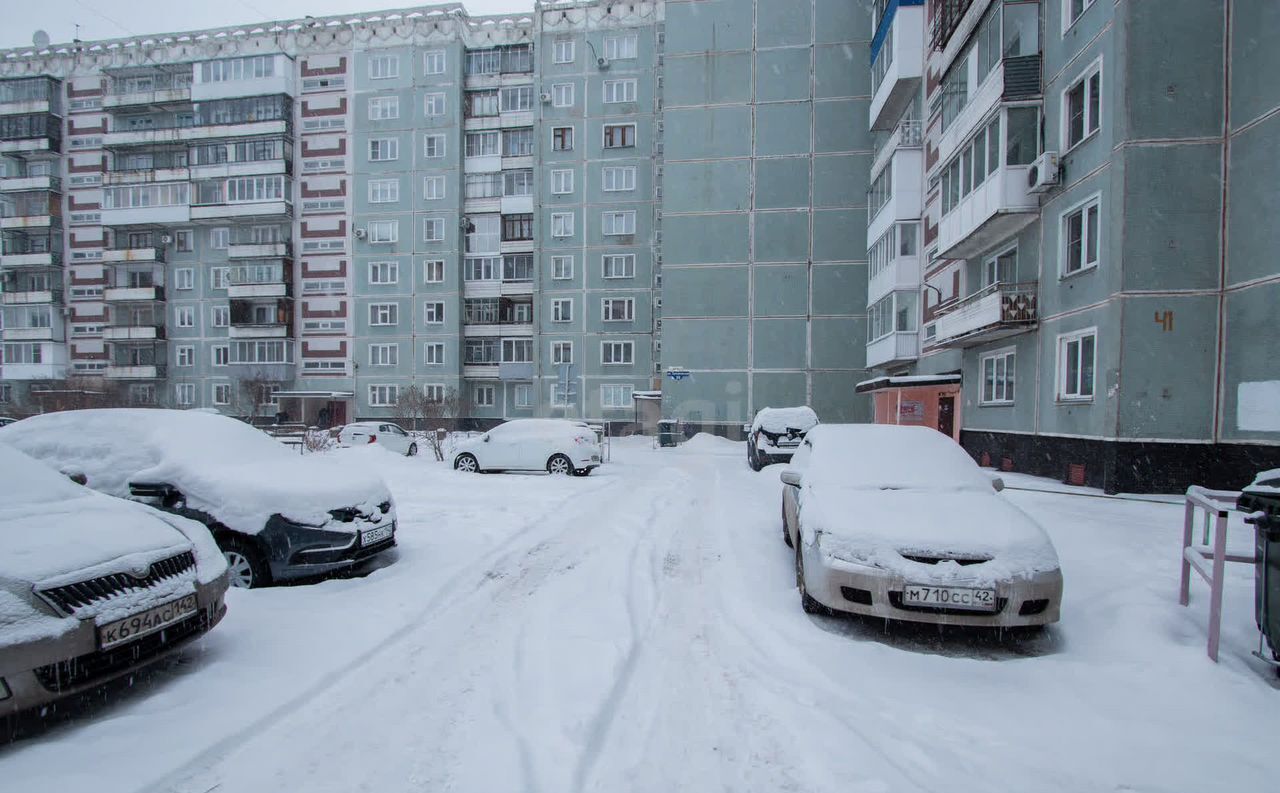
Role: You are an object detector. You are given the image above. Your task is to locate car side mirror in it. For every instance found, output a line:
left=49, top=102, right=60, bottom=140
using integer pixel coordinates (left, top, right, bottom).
left=482, top=435, right=490, bottom=443
left=990, top=475, right=1005, bottom=492
left=779, top=468, right=802, bottom=487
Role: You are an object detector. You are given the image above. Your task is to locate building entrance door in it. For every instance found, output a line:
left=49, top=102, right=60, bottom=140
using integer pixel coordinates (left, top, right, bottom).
left=937, top=395, right=955, bottom=438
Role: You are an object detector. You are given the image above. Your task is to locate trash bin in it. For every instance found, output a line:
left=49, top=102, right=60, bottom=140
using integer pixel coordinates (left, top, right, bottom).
left=658, top=419, right=679, bottom=448
left=1238, top=469, right=1280, bottom=671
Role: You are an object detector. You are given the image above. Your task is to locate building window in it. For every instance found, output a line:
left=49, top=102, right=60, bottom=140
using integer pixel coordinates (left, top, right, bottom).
left=466, top=89, right=499, bottom=117
left=551, top=255, right=573, bottom=279
left=551, top=212, right=575, bottom=238
left=602, top=254, right=635, bottom=279
left=368, top=96, right=399, bottom=120
left=423, top=259, right=444, bottom=283
left=369, top=220, right=398, bottom=243
left=424, top=342, right=445, bottom=364
left=602, top=298, right=635, bottom=322
left=551, top=168, right=574, bottom=195
left=500, top=86, right=533, bottom=113
left=602, top=79, right=638, bottom=104
left=503, top=128, right=534, bottom=157
left=465, top=338, right=499, bottom=364
left=552, top=298, right=572, bottom=323
left=550, top=383, right=572, bottom=407
left=1057, top=329, right=1096, bottom=401
left=424, top=301, right=445, bottom=323
left=212, top=305, right=229, bottom=327
left=602, top=210, right=636, bottom=236
left=370, top=302, right=398, bottom=326
left=601, top=340, right=634, bottom=365
left=424, top=92, right=446, bottom=117
left=423, top=133, right=446, bottom=158
left=176, top=345, right=194, bottom=367
left=369, top=54, right=399, bottom=79
left=552, top=126, right=574, bottom=151
left=601, top=383, right=634, bottom=409
left=1064, top=61, right=1102, bottom=150
left=424, top=50, right=446, bottom=75
left=503, top=169, right=533, bottom=196
left=869, top=165, right=892, bottom=218
left=368, top=178, right=400, bottom=203
left=602, top=166, right=636, bottom=192
left=604, top=33, right=638, bottom=61
left=1061, top=195, right=1101, bottom=276
left=176, top=306, right=194, bottom=327
left=213, top=345, right=229, bottom=366
left=174, top=230, right=193, bottom=252
left=369, top=385, right=399, bottom=407
left=1064, top=0, right=1098, bottom=31
left=514, top=384, right=533, bottom=408
left=473, top=385, right=495, bottom=407
left=502, top=338, right=532, bottom=363
left=502, top=214, right=533, bottom=241
left=552, top=340, right=573, bottom=364
left=465, top=257, right=500, bottom=281
left=370, top=343, right=398, bottom=366
left=983, top=246, right=1017, bottom=287
left=424, top=175, right=445, bottom=200
left=174, top=268, right=194, bottom=290
left=209, top=227, right=229, bottom=249
left=981, top=349, right=1016, bottom=405
left=212, top=383, right=231, bottom=405
left=423, top=384, right=444, bottom=402
left=423, top=217, right=445, bottom=242
left=603, top=123, right=636, bottom=149
left=369, top=138, right=399, bottom=161
left=552, top=82, right=574, bottom=108
left=369, top=260, right=399, bottom=284
left=466, top=131, right=500, bottom=158
left=466, top=217, right=501, bottom=253
left=211, top=267, right=229, bottom=290
left=554, top=39, right=575, bottom=64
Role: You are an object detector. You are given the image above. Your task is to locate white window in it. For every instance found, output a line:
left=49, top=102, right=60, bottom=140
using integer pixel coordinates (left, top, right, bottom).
left=369, top=385, right=399, bottom=407
left=211, top=267, right=229, bottom=290
left=1063, top=60, right=1102, bottom=149
left=424, top=50, right=446, bottom=75
left=602, top=210, right=636, bottom=236
left=369, top=260, right=399, bottom=284
left=423, top=217, right=445, bottom=242
left=368, top=178, right=400, bottom=203
left=212, top=306, right=229, bottom=327
left=551, top=212, right=575, bottom=238
left=466, top=131, right=500, bottom=158
left=602, top=166, right=636, bottom=192
left=514, top=384, right=532, bottom=408
left=424, top=92, right=446, bottom=116
left=602, top=298, right=635, bottom=322
left=176, top=306, right=194, bottom=328
left=553, top=39, right=575, bottom=64
left=369, top=54, right=399, bottom=79
left=212, top=383, right=231, bottom=405
left=423, top=384, right=445, bottom=402
left=465, top=257, right=500, bottom=281
left=369, top=138, right=399, bottom=161
left=174, top=230, right=193, bottom=252
left=370, top=343, right=398, bottom=366
left=552, top=82, right=574, bottom=108
left=213, top=345, right=229, bottom=366
left=983, top=246, right=1017, bottom=287
left=603, top=78, right=638, bottom=104
left=1061, top=194, right=1101, bottom=276
left=174, top=268, right=194, bottom=290
left=369, top=220, right=398, bottom=243
left=1063, top=0, right=1098, bottom=32
left=1057, top=329, right=1097, bottom=401
left=176, top=345, right=194, bottom=367
left=604, top=33, right=639, bottom=61
left=552, top=298, right=572, bottom=323
left=602, top=254, right=635, bottom=279
left=981, top=349, right=1016, bottom=404
left=368, top=96, right=400, bottom=120
left=424, top=175, right=445, bottom=200
left=209, top=227, right=229, bottom=250
left=601, top=383, right=634, bottom=409
left=551, top=169, right=574, bottom=195
left=424, top=342, right=445, bottom=365
left=473, top=385, right=496, bottom=407
left=423, top=259, right=445, bottom=283
left=500, top=86, right=533, bottom=113
left=601, top=340, right=634, bottom=364
left=549, top=383, right=573, bottom=407
left=424, top=301, right=445, bottom=323
left=551, top=255, right=574, bottom=280
left=552, top=340, right=573, bottom=365
left=603, top=123, right=636, bottom=149
left=552, top=126, right=574, bottom=151
left=423, top=134, right=446, bottom=159
left=370, top=302, right=399, bottom=326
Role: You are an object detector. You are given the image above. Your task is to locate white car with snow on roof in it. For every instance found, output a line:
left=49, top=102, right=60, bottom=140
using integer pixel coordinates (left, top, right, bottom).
left=338, top=421, right=419, bottom=456
left=2, top=409, right=397, bottom=589
left=780, top=424, right=1063, bottom=628
left=747, top=406, right=819, bottom=471
left=452, top=419, right=601, bottom=476
left=0, top=443, right=228, bottom=717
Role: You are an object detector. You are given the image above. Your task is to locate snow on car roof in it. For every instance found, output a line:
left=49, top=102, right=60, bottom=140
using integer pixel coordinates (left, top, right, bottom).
left=1248, top=468, right=1280, bottom=493
left=2, top=409, right=391, bottom=535
left=751, top=406, right=819, bottom=434
left=801, top=424, right=992, bottom=491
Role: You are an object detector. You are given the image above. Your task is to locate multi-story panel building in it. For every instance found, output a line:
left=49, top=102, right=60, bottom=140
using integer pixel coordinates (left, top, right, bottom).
left=857, top=0, right=1280, bottom=492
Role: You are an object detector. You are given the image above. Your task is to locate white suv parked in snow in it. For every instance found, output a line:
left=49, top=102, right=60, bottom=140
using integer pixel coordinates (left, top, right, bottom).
left=452, top=419, right=601, bottom=476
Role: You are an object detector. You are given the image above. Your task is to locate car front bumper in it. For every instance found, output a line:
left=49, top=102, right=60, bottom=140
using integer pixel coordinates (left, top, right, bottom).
left=0, top=575, right=229, bottom=718
left=270, top=519, right=398, bottom=581
left=801, top=541, right=1063, bottom=628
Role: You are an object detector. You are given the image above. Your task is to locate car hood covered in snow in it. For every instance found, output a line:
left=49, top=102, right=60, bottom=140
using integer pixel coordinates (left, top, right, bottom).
left=751, top=406, right=819, bottom=435
left=2, top=409, right=392, bottom=535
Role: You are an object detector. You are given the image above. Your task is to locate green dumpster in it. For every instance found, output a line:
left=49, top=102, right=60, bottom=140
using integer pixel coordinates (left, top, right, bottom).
left=658, top=419, right=679, bottom=448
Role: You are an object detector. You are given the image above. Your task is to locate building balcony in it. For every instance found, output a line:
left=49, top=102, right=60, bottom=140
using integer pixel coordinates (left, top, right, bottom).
left=105, top=364, right=167, bottom=380
left=227, top=240, right=291, bottom=259
left=462, top=322, right=499, bottom=337
left=869, top=2, right=925, bottom=131
left=500, top=280, right=533, bottom=297
left=0, top=77, right=61, bottom=117
left=1, top=324, right=63, bottom=342
left=500, top=194, right=533, bottom=215
left=865, top=330, right=919, bottom=369
left=103, top=323, right=165, bottom=341
left=871, top=118, right=922, bottom=181
left=102, top=166, right=191, bottom=186
left=498, top=362, right=533, bottom=381
left=190, top=200, right=292, bottom=221
left=867, top=149, right=923, bottom=245
left=229, top=298, right=293, bottom=338
left=936, top=164, right=1038, bottom=260
left=927, top=281, right=1037, bottom=349
left=101, top=119, right=289, bottom=148
left=228, top=263, right=291, bottom=299
left=0, top=175, right=60, bottom=193
left=1, top=287, right=62, bottom=305
left=3, top=360, right=68, bottom=381
left=868, top=254, right=921, bottom=307
left=103, top=86, right=192, bottom=109
left=103, top=285, right=165, bottom=303
left=0, top=116, right=62, bottom=155
left=0, top=250, right=60, bottom=268
left=227, top=323, right=292, bottom=338
left=102, top=244, right=166, bottom=263
left=0, top=214, right=53, bottom=230
left=463, top=363, right=499, bottom=380
left=99, top=204, right=191, bottom=227
left=938, top=57, right=1042, bottom=169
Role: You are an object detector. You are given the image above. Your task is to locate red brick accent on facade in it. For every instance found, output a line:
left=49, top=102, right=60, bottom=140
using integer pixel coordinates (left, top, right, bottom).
left=68, top=194, right=101, bottom=211
left=68, top=156, right=105, bottom=173
left=69, top=232, right=104, bottom=248
left=301, top=137, right=347, bottom=157
left=67, top=83, right=104, bottom=98
left=70, top=345, right=108, bottom=360
left=68, top=118, right=107, bottom=135
left=300, top=57, right=347, bottom=77
left=301, top=97, right=348, bottom=117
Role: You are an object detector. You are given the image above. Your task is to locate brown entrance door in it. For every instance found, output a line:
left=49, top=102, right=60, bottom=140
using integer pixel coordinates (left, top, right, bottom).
left=327, top=400, right=347, bottom=427
left=937, top=395, right=955, bottom=438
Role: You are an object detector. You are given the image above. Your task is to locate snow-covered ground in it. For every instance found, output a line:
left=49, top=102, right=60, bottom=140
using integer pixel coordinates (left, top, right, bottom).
left=2, top=435, right=1277, bottom=792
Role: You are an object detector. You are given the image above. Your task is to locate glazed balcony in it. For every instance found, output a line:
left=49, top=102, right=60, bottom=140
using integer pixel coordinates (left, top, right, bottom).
left=228, top=298, right=293, bottom=338
left=227, top=261, right=291, bottom=299
left=105, top=363, right=167, bottom=380
left=0, top=340, right=67, bottom=380
left=227, top=229, right=291, bottom=259
left=869, top=2, right=925, bottom=131
left=103, top=265, right=166, bottom=302
left=1, top=305, right=64, bottom=341
left=928, top=281, right=1037, bottom=348
left=103, top=317, right=166, bottom=341
left=102, top=96, right=291, bottom=148
left=0, top=113, right=62, bottom=155
left=104, top=69, right=194, bottom=110
left=0, top=232, right=61, bottom=268
left=867, top=148, right=923, bottom=246
left=0, top=77, right=62, bottom=117
left=0, top=282, right=62, bottom=305
left=0, top=175, right=60, bottom=193
left=865, top=330, right=919, bottom=369
left=102, top=240, right=166, bottom=264
left=0, top=190, right=58, bottom=229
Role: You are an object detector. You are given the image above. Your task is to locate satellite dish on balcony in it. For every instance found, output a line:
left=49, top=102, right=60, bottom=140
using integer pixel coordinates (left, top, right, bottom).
left=32, top=30, right=51, bottom=49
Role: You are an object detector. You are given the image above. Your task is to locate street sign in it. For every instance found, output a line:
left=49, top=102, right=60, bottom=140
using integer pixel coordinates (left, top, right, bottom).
left=666, top=367, right=691, bottom=381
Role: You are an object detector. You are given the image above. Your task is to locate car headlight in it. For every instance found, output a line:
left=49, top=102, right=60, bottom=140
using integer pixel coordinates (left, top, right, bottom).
left=815, top=531, right=879, bottom=567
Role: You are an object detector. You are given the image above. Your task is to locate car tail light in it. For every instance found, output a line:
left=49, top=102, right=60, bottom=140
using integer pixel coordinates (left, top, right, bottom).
left=368, top=435, right=377, bottom=444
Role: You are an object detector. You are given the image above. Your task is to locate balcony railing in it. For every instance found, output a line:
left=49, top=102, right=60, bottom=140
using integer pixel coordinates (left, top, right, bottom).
left=930, top=0, right=975, bottom=51
left=103, top=241, right=166, bottom=263
left=929, top=281, right=1037, bottom=348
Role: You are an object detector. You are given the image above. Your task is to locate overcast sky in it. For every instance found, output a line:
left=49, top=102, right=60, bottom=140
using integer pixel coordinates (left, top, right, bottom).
left=1, top=0, right=533, bottom=50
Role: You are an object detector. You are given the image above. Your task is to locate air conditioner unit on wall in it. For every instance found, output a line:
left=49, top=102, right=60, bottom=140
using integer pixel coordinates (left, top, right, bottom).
left=539, top=92, right=552, bottom=103
left=597, top=57, right=610, bottom=70
left=1027, top=151, right=1061, bottom=194
left=353, top=227, right=367, bottom=239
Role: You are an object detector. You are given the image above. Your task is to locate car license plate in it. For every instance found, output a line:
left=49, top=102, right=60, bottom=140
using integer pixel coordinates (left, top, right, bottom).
left=902, top=584, right=997, bottom=612
left=98, top=593, right=199, bottom=649
left=362, top=524, right=393, bottom=546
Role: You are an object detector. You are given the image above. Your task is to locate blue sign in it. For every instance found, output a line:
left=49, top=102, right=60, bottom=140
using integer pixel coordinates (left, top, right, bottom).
left=666, top=368, right=691, bottom=381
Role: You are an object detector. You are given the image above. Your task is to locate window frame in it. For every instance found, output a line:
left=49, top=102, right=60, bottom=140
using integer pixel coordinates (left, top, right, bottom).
left=551, top=168, right=574, bottom=195
left=1061, top=57, right=1103, bottom=152
left=552, top=340, right=574, bottom=365
left=553, top=39, right=575, bottom=64
left=369, top=343, right=399, bottom=367
left=979, top=347, right=1016, bottom=405
left=424, top=174, right=445, bottom=201
left=473, top=385, right=496, bottom=407
left=604, top=33, right=639, bottom=61
left=602, top=165, right=637, bottom=192
left=175, top=305, right=194, bottom=328
left=368, top=219, right=398, bottom=243
left=1056, top=328, right=1097, bottom=402
left=423, top=50, right=446, bottom=75
left=368, top=384, right=400, bottom=408
left=423, top=258, right=445, bottom=283
left=368, top=260, right=399, bottom=285
left=367, top=178, right=400, bottom=204
left=551, top=255, right=574, bottom=280
left=602, top=254, right=636, bottom=279
left=600, top=340, right=635, bottom=365
left=368, top=137, right=399, bottom=162
left=600, top=383, right=634, bottom=409
left=424, top=341, right=445, bottom=365
left=368, top=54, right=400, bottom=80
left=552, top=125, right=574, bottom=151
left=175, top=345, right=195, bottom=367
left=602, top=123, right=637, bottom=149
left=423, top=92, right=446, bottom=117
left=601, top=297, right=635, bottom=322
left=983, top=244, right=1018, bottom=287
left=423, top=133, right=447, bottom=159
left=602, top=78, right=638, bottom=104
left=551, top=82, right=574, bottom=108
left=551, top=298, right=573, bottom=323
left=1062, top=0, right=1098, bottom=35
left=551, top=211, right=575, bottom=238
left=601, top=210, right=637, bottom=237
left=1059, top=192, right=1102, bottom=277
left=367, top=95, right=400, bottom=121
left=369, top=302, right=399, bottom=326
left=422, top=217, right=445, bottom=243
left=423, top=301, right=445, bottom=324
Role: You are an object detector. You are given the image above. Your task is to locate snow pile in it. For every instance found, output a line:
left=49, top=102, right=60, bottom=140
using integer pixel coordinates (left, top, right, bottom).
left=678, top=433, right=742, bottom=453
left=1, top=409, right=391, bottom=535
left=1246, top=467, right=1280, bottom=494
left=751, top=406, right=819, bottom=435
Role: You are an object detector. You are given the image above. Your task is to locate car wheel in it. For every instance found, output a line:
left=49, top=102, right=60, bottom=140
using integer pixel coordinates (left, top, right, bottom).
left=222, top=538, right=271, bottom=589
left=748, top=445, right=761, bottom=472
left=795, top=540, right=828, bottom=615
left=782, top=502, right=793, bottom=548
left=407, top=442, right=418, bottom=457
left=454, top=453, right=480, bottom=473
left=546, top=454, right=573, bottom=475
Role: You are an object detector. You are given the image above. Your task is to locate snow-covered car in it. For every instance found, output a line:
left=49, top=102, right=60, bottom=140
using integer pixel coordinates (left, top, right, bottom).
left=0, top=443, right=229, bottom=717
left=338, top=421, right=419, bottom=456
left=3, top=409, right=398, bottom=589
left=452, top=419, right=601, bottom=476
left=747, top=406, right=819, bottom=470
left=0, top=416, right=16, bottom=427
left=781, top=424, right=1063, bottom=628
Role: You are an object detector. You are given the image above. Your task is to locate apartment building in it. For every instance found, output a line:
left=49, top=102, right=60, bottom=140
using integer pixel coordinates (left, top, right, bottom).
left=857, top=0, right=1280, bottom=492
